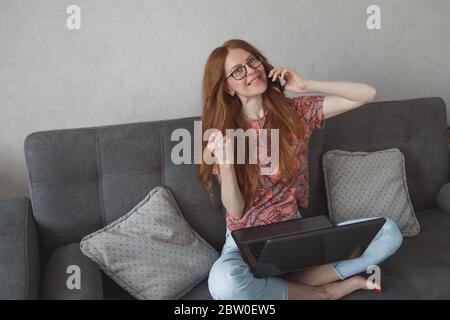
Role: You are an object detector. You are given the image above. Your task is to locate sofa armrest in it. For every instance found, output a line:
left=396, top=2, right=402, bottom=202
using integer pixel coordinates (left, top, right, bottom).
left=0, top=197, right=40, bottom=299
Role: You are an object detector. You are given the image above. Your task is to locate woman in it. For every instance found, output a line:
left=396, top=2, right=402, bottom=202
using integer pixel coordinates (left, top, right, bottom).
left=197, top=39, right=403, bottom=300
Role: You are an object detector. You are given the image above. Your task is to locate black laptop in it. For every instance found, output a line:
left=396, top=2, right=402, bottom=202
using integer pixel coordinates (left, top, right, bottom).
left=231, top=215, right=385, bottom=278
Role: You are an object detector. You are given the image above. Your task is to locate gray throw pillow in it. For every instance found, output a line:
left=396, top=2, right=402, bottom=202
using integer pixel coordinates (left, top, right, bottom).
left=322, top=148, right=420, bottom=237
left=79, top=186, right=219, bottom=299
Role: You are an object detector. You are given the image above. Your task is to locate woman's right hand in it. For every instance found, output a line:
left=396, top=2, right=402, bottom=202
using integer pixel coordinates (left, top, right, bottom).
left=206, top=131, right=234, bottom=168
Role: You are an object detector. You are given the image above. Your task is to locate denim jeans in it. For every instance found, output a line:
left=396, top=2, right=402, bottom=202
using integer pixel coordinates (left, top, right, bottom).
left=208, top=211, right=403, bottom=300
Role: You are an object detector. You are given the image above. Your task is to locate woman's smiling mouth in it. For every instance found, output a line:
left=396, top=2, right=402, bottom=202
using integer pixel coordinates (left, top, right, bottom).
left=248, top=75, right=263, bottom=86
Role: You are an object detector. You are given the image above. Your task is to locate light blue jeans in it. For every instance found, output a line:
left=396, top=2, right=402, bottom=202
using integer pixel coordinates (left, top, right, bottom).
left=208, top=211, right=403, bottom=300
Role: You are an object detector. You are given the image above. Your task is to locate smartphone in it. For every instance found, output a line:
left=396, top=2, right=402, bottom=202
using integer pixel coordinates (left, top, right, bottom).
left=266, top=69, right=284, bottom=92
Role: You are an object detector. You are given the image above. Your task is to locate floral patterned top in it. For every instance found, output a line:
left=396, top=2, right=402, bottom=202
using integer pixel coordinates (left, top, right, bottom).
left=212, top=95, right=326, bottom=232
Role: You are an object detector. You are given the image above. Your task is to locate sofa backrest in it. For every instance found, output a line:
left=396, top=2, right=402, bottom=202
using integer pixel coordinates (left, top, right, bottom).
left=302, top=96, right=448, bottom=217
left=24, top=117, right=225, bottom=259
left=24, top=97, right=448, bottom=259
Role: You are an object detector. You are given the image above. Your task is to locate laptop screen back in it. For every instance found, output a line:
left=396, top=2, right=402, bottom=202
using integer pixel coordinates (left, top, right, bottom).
left=257, top=218, right=385, bottom=275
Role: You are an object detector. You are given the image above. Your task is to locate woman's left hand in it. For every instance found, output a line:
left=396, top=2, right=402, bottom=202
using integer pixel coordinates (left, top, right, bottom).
left=268, top=67, right=310, bottom=93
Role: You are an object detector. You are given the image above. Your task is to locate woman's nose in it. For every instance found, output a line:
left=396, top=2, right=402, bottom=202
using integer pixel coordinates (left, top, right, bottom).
left=246, top=67, right=259, bottom=79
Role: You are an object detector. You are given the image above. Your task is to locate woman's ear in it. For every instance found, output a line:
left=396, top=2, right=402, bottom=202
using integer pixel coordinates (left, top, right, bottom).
left=224, top=83, right=234, bottom=96
left=226, top=87, right=235, bottom=96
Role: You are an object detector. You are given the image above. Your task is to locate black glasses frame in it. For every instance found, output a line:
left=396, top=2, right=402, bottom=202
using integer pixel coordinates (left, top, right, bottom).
left=224, top=54, right=263, bottom=81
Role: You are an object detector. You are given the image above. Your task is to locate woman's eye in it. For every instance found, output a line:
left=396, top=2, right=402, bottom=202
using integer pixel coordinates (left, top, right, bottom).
left=233, top=67, right=244, bottom=77
left=249, top=56, right=259, bottom=66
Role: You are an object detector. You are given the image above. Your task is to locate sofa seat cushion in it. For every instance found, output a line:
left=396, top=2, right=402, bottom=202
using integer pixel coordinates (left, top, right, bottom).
left=102, top=207, right=450, bottom=300
left=179, top=278, right=212, bottom=300
left=42, top=243, right=104, bottom=300
left=102, top=275, right=213, bottom=300
left=345, top=208, right=450, bottom=299
left=102, top=273, right=135, bottom=300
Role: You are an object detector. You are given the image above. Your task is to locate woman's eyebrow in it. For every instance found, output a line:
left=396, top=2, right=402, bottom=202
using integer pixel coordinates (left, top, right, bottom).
left=230, top=54, right=253, bottom=71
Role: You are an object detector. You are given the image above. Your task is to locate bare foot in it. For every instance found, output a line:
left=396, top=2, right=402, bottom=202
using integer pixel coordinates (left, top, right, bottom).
left=357, top=274, right=382, bottom=293
left=322, top=275, right=380, bottom=300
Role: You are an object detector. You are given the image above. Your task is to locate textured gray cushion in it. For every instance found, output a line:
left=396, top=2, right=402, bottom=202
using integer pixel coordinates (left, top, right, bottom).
left=79, top=186, right=219, bottom=300
left=322, top=148, right=420, bottom=237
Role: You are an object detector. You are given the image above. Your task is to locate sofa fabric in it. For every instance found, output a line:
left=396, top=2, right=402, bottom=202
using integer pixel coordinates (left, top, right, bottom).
left=344, top=208, right=450, bottom=299
left=79, top=186, right=219, bottom=300
left=0, top=197, right=40, bottom=299
left=24, top=119, right=225, bottom=261
left=14, top=96, right=449, bottom=299
left=436, top=182, right=450, bottom=214
left=322, top=148, right=420, bottom=237
left=300, top=97, right=448, bottom=218
left=41, top=243, right=103, bottom=300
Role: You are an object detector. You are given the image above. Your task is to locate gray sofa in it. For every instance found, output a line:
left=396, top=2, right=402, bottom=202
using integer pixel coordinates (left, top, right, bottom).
left=1, top=97, right=450, bottom=300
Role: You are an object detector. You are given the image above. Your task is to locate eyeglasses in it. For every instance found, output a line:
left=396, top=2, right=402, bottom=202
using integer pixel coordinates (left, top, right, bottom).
left=224, top=54, right=263, bottom=81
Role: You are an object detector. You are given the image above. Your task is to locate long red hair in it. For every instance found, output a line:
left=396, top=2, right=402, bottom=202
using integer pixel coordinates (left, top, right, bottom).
left=197, top=39, right=305, bottom=207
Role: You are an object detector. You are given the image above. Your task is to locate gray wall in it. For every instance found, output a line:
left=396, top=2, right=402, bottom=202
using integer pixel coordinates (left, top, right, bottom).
left=1, top=0, right=449, bottom=199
